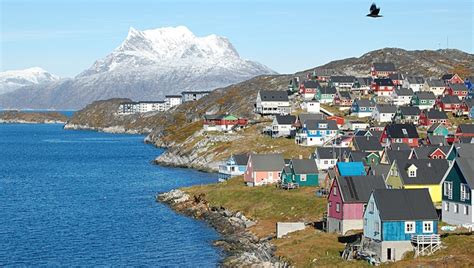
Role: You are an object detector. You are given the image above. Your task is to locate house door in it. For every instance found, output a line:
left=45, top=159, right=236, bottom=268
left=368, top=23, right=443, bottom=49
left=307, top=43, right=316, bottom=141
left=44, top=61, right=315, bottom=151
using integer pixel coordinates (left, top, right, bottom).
left=268, top=172, right=273, bottom=182
left=387, top=248, right=394, bottom=261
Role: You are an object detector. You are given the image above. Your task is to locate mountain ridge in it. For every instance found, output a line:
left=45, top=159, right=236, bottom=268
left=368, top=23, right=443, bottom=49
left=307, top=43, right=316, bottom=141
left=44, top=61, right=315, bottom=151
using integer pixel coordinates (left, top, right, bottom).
left=0, top=67, right=59, bottom=95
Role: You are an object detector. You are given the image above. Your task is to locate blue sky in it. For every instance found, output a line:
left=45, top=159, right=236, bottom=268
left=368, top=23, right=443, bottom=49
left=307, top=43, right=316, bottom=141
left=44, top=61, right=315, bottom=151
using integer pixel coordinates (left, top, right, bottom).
left=1, top=0, right=472, bottom=77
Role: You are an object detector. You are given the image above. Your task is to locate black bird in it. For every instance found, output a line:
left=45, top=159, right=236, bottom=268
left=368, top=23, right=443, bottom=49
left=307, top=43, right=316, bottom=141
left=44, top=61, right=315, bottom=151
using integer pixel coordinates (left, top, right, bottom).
left=367, top=3, right=382, bottom=18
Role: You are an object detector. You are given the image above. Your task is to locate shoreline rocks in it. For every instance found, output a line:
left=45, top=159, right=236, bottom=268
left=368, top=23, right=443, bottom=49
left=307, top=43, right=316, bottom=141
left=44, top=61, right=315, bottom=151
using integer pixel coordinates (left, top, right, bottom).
left=0, top=111, right=68, bottom=124
left=157, top=189, right=288, bottom=267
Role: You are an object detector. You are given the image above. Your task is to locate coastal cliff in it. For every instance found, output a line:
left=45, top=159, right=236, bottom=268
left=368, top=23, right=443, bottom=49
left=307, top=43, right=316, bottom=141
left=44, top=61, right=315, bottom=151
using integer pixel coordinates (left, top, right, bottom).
left=158, top=189, right=288, bottom=267
left=0, top=111, right=68, bottom=124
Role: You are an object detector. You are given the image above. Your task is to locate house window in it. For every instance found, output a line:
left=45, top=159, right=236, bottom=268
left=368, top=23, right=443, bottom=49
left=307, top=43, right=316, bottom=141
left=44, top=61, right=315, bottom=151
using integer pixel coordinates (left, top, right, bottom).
left=445, top=202, right=449, bottom=211
left=300, top=174, right=307, bottom=182
left=330, top=160, right=335, bottom=164
left=374, top=221, right=380, bottom=235
left=405, top=221, right=415, bottom=233
left=408, top=138, right=413, bottom=143
left=409, top=170, right=416, bottom=177
left=444, top=181, right=453, bottom=199
left=454, top=204, right=459, bottom=214
left=336, top=203, right=340, bottom=212
left=328, top=201, right=332, bottom=207
left=461, top=184, right=470, bottom=201
left=333, top=187, right=337, bottom=196
left=324, top=160, right=328, bottom=164
left=464, top=205, right=469, bottom=215
left=364, top=218, right=367, bottom=227
left=369, top=201, right=374, bottom=213
left=423, top=221, right=433, bottom=233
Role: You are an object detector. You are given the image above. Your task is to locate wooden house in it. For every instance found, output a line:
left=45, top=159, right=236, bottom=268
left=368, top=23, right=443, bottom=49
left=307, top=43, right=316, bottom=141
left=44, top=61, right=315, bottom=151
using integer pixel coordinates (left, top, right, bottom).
left=437, top=95, right=462, bottom=112
left=388, top=73, right=404, bottom=87
left=427, top=123, right=449, bottom=137
left=244, top=153, right=285, bottom=186
left=329, top=76, right=356, bottom=91
left=441, top=73, right=464, bottom=85
left=371, top=62, right=397, bottom=78
left=313, top=147, right=351, bottom=171
left=280, top=159, right=319, bottom=187
left=424, top=79, right=446, bottom=96
left=351, top=99, right=376, bottom=118
left=218, top=154, right=250, bottom=180
left=255, top=90, right=291, bottom=115
left=315, top=86, right=337, bottom=104
left=381, top=123, right=419, bottom=148
left=327, top=175, right=386, bottom=234
left=455, top=124, right=474, bottom=141
left=373, top=104, right=397, bottom=123
left=295, top=119, right=339, bottom=146
left=362, top=189, right=439, bottom=262
left=203, top=114, right=248, bottom=132
left=299, top=80, right=321, bottom=100
left=411, top=91, right=436, bottom=110
left=391, top=87, right=413, bottom=106
left=443, top=83, right=468, bottom=100
left=403, top=76, right=425, bottom=92
left=393, top=106, right=421, bottom=125
left=418, top=109, right=449, bottom=127
left=270, top=115, right=296, bottom=138
left=371, top=78, right=395, bottom=97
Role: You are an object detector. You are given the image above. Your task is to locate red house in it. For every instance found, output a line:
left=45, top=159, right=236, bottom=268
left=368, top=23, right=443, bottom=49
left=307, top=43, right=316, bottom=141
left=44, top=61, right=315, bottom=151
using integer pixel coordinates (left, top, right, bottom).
left=419, top=109, right=449, bottom=127
left=203, top=114, right=248, bottom=132
left=457, top=98, right=474, bottom=116
left=380, top=123, right=420, bottom=147
left=333, top=91, right=353, bottom=107
left=299, top=80, right=320, bottom=100
left=441, top=73, right=464, bottom=85
left=455, top=124, right=474, bottom=140
left=436, top=95, right=462, bottom=112
left=371, top=62, right=397, bottom=78
left=443, top=83, right=469, bottom=100
left=371, top=78, right=395, bottom=97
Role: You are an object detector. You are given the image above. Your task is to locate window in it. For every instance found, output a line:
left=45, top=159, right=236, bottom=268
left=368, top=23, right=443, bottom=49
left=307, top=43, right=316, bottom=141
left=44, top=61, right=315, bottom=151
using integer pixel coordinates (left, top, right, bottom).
left=445, top=202, right=449, bottom=212
left=464, top=205, right=469, bottom=215
left=333, top=186, right=337, bottom=196
left=324, top=160, right=328, bottom=164
left=374, top=221, right=380, bottom=235
left=328, top=201, right=332, bottom=207
left=369, top=201, right=374, bottom=213
left=454, top=204, right=459, bottom=214
left=364, top=218, right=367, bottom=227
left=336, top=203, right=340, bottom=212
left=444, top=182, right=453, bottom=199
left=423, top=221, right=433, bottom=233
left=408, top=138, right=413, bottom=143
left=409, top=170, right=416, bottom=177
left=461, top=184, right=470, bottom=201
left=405, top=221, right=415, bottom=233
left=300, top=174, right=307, bottom=182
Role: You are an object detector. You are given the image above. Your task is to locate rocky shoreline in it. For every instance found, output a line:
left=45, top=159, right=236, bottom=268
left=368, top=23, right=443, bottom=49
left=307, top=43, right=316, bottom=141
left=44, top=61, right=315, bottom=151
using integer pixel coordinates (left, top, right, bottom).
left=63, top=123, right=151, bottom=134
left=0, top=111, right=68, bottom=124
left=157, top=189, right=288, bottom=267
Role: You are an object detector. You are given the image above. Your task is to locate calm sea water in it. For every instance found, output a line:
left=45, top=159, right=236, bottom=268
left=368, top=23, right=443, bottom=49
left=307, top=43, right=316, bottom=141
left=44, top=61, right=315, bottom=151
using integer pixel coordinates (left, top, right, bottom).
left=0, top=124, right=221, bottom=266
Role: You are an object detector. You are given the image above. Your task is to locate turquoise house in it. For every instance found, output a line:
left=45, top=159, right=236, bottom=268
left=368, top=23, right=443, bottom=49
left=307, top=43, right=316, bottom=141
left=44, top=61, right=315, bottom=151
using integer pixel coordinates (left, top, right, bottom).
left=281, top=159, right=319, bottom=187
left=363, top=189, right=439, bottom=262
left=427, top=123, right=449, bottom=137
left=336, top=162, right=366, bottom=176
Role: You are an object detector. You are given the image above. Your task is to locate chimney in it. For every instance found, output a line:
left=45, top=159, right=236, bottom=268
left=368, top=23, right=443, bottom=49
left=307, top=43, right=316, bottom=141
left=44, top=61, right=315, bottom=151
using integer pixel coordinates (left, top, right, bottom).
left=427, top=162, right=432, bottom=167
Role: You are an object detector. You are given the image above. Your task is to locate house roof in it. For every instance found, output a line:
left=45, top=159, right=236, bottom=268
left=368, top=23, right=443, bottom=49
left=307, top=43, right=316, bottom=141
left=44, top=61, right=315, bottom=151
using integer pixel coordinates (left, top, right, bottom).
left=304, top=120, right=338, bottom=131
left=357, top=77, right=373, bottom=86
left=385, top=149, right=411, bottom=164
left=412, top=145, right=450, bottom=159
left=353, top=136, right=383, bottom=151
left=232, top=154, right=250, bottom=166
left=373, top=189, right=438, bottom=221
left=275, top=115, right=296, bottom=125
left=428, top=135, right=447, bottom=146
left=337, top=175, right=386, bottom=203
left=427, top=123, right=446, bottom=133
left=414, top=91, right=436, bottom=100
left=303, top=80, right=320, bottom=88
left=354, top=99, right=376, bottom=108
left=373, top=78, right=394, bottom=87
left=349, top=151, right=371, bottom=163
left=441, top=74, right=455, bottom=80
left=463, top=99, right=474, bottom=109
left=338, top=91, right=353, bottom=99
left=182, top=91, right=211, bottom=94
left=369, top=164, right=391, bottom=179
left=394, top=87, right=414, bottom=96
left=449, top=83, right=468, bottom=91
left=452, top=144, right=474, bottom=158
left=331, top=76, right=356, bottom=83
left=388, top=73, right=404, bottom=80
left=165, top=94, right=183, bottom=98
left=391, top=143, right=412, bottom=151
left=250, top=153, right=285, bottom=171
left=291, top=159, right=318, bottom=174
left=298, top=113, right=326, bottom=125
left=398, top=106, right=421, bottom=116
left=406, top=76, right=425, bottom=84
left=373, top=62, right=396, bottom=72
left=337, top=162, right=366, bottom=176
left=396, top=159, right=449, bottom=185
left=426, top=109, right=448, bottom=120
left=385, top=123, right=419, bottom=139
left=376, top=104, right=397, bottom=113
left=426, top=79, right=445, bottom=87
left=316, top=147, right=352, bottom=160
left=319, top=86, right=337, bottom=95
left=455, top=157, right=474, bottom=188
left=259, top=90, right=289, bottom=102
left=458, top=124, right=474, bottom=134
left=440, top=95, right=461, bottom=104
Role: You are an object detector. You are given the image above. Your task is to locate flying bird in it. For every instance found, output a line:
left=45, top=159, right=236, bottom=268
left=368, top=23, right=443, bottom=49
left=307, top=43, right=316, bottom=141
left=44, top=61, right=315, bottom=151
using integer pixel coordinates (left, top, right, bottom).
left=367, top=3, right=382, bottom=18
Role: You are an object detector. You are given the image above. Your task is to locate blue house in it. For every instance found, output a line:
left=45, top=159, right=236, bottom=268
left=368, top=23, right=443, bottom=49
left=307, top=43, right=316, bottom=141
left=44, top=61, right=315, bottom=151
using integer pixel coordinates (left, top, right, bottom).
left=218, top=153, right=249, bottom=180
left=351, top=99, right=376, bottom=118
left=295, top=119, right=339, bottom=146
left=336, top=162, right=366, bottom=176
left=362, top=189, right=439, bottom=262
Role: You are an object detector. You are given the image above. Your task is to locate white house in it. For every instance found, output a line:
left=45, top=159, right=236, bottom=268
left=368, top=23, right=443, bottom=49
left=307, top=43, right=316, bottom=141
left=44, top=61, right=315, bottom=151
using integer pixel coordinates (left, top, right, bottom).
left=255, top=90, right=291, bottom=115
left=351, top=99, right=376, bottom=118
left=313, top=147, right=351, bottom=171
left=373, top=104, right=397, bottom=123
left=165, top=95, right=182, bottom=109
left=137, top=101, right=167, bottom=113
left=391, top=87, right=413, bottom=106
left=403, top=76, right=425, bottom=92
left=271, top=115, right=296, bottom=137
left=424, top=79, right=446, bottom=96
left=346, top=121, right=370, bottom=131
left=304, top=100, right=321, bottom=114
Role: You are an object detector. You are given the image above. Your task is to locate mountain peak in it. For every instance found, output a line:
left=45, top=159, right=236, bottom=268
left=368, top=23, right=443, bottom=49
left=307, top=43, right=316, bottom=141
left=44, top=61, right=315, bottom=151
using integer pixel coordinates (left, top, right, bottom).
left=0, top=67, right=59, bottom=95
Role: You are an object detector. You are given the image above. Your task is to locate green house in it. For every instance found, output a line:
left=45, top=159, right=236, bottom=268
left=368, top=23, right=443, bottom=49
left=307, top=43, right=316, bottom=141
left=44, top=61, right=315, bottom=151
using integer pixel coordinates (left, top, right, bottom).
left=281, top=159, right=319, bottom=187
left=315, top=86, right=337, bottom=104
left=410, top=91, right=436, bottom=109
left=427, top=123, right=449, bottom=137
left=349, top=151, right=381, bottom=166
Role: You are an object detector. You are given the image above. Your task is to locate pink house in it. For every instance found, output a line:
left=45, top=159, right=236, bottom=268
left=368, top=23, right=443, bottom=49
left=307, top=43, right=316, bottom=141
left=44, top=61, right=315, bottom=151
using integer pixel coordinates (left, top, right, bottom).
left=244, top=153, right=285, bottom=186
left=327, top=175, right=386, bottom=234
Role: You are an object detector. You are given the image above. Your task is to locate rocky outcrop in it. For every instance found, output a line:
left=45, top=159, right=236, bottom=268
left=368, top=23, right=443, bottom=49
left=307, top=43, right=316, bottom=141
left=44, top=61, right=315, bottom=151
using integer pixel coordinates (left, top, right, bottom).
left=157, top=189, right=287, bottom=267
left=0, top=111, right=68, bottom=124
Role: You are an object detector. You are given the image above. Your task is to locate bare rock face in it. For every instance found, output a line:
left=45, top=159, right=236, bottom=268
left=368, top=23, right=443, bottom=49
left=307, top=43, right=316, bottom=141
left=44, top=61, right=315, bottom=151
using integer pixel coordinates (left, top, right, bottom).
left=157, top=189, right=288, bottom=267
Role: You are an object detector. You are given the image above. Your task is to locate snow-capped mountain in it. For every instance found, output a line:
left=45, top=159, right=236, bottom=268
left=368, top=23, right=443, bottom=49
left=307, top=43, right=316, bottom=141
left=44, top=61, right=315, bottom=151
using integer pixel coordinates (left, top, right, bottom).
left=0, top=26, right=275, bottom=109
left=0, top=67, right=59, bottom=95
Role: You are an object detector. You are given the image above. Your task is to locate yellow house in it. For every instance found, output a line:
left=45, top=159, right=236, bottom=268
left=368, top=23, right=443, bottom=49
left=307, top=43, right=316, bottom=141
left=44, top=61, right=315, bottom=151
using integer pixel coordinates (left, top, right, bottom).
left=385, top=159, right=449, bottom=206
